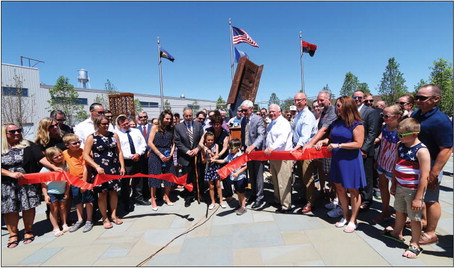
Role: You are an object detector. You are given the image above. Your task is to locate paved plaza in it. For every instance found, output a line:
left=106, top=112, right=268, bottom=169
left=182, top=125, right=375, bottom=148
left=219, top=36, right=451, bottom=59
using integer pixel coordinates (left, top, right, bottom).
left=2, top=159, right=453, bottom=266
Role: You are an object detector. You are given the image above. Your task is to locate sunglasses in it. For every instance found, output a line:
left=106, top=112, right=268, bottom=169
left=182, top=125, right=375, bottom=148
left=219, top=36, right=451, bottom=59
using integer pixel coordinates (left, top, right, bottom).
left=69, top=140, right=82, bottom=145
left=398, top=132, right=419, bottom=138
left=105, top=115, right=113, bottom=119
left=198, top=117, right=205, bottom=120
left=364, top=100, right=374, bottom=103
left=7, top=128, right=22, bottom=134
left=380, top=113, right=395, bottom=119
left=56, top=118, right=66, bottom=122
left=100, top=122, right=109, bottom=126
left=48, top=124, right=59, bottom=128
left=352, top=96, right=363, bottom=100
left=395, top=101, right=408, bottom=105
left=96, top=111, right=105, bottom=114
left=414, top=95, right=432, bottom=101
left=229, top=145, right=240, bottom=149
left=240, top=109, right=248, bottom=113
left=138, top=116, right=148, bottom=119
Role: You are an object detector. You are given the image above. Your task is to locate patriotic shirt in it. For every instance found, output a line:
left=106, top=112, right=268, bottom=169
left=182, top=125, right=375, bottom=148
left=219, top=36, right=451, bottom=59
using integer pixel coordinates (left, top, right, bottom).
left=377, top=125, right=400, bottom=173
left=394, top=142, right=426, bottom=190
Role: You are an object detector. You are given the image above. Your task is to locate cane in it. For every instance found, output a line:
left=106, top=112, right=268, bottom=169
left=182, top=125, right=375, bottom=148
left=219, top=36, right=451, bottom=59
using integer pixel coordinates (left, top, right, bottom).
left=194, top=155, right=200, bottom=204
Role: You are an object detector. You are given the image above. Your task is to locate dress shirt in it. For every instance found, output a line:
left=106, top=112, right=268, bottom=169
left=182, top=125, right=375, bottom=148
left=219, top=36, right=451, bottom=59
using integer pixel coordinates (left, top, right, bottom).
left=266, top=115, right=293, bottom=151
left=293, top=107, right=317, bottom=147
left=115, top=128, right=146, bottom=159
left=74, top=118, right=114, bottom=148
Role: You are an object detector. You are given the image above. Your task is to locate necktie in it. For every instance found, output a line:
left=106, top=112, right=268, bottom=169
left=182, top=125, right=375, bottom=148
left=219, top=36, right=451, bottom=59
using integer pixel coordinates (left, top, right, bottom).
left=187, top=122, right=194, bottom=147
left=126, top=130, right=136, bottom=154
left=142, top=125, right=147, bottom=138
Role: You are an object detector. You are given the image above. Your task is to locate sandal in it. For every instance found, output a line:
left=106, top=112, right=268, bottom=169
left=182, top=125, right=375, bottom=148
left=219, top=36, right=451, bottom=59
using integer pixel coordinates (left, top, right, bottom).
left=343, top=222, right=357, bottom=233
left=53, top=229, right=64, bottom=237
left=382, top=228, right=405, bottom=243
left=111, top=218, right=123, bottom=225
left=103, top=219, right=113, bottom=229
left=23, top=231, right=35, bottom=244
left=7, top=235, right=19, bottom=248
left=418, top=233, right=438, bottom=245
left=335, top=218, right=348, bottom=228
left=402, top=244, right=423, bottom=259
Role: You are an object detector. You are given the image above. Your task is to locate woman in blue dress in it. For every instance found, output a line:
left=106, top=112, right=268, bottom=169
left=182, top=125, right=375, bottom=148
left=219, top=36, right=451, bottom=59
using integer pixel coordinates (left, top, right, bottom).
left=316, top=96, right=366, bottom=233
left=83, top=116, right=125, bottom=229
left=148, top=110, right=175, bottom=211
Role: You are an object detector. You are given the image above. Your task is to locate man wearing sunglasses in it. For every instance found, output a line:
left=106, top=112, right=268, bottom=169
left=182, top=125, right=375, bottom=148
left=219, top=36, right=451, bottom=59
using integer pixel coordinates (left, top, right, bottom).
left=363, top=94, right=375, bottom=107
left=240, top=100, right=266, bottom=209
left=352, top=90, right=381, bottom=212
left=74, top=103, right=113, bottom=148
left=50, top=110, right=74, bottom=135
left=412, top=84, right=453, bottom=245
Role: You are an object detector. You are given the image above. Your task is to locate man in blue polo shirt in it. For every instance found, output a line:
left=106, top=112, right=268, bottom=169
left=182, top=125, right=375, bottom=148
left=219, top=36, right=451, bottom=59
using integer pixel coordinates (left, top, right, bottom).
left=412, top=84, right=453, bottom=245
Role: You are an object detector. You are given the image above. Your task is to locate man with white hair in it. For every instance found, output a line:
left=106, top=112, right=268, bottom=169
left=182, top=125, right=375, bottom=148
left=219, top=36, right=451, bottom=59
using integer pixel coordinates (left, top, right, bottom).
left=264, top=104, right=293, bottom=213
left=240, top=100, right=266, bottom=209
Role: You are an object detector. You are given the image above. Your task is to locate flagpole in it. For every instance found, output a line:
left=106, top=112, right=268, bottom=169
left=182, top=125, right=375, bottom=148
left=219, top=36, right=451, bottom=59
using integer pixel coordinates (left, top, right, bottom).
left=229, top=18, right=234, bottom=80
left=157, top=37, right=164, bottom=113
left=299, top=31, right=305, bottom=94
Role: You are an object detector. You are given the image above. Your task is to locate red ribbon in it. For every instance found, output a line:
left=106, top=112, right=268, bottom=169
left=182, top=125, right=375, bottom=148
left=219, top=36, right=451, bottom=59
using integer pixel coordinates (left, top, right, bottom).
left=217, top=147, right=331, bottom=179
left=19, top=172, right=193, bottom=192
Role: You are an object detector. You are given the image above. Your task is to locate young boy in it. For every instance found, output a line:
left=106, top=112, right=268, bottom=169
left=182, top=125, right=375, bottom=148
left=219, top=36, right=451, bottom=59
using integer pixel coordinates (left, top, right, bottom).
left=62, top=134, right=95, bottom=233
left=213, top=139, right=248, bottom=215
left=382, top=118, right=430, bottom=258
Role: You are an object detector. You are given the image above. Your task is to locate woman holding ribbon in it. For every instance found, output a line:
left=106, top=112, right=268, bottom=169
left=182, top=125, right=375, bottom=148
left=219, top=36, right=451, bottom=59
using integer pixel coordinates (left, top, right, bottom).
left=1, top=123, right=62, bottom=248
left=148, top=110, right=176, bottom=211
left=83, top=116, right=125, bottom=229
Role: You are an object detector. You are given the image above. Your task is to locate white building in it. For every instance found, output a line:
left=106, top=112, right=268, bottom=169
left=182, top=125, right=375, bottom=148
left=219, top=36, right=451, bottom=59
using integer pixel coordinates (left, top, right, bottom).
left=2, top=63, right=217, bottom=140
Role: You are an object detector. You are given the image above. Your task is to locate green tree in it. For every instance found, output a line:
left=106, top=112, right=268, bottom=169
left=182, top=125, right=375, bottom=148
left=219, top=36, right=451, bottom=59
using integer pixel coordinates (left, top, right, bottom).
left=280, top=98, right=293, bottom=111
left=378, top=57, right=408, bottom=105
left=163, top=99, right=172, bottom=111
left=339, top=72, right=359, bottom=97
left=357, top=82, right=370, bottom=94
left=216, top=95, right=226, bottom=109
left=268, top=92, right=280, bottom=106
left=428, top=58, right=453, bottom=116
left=322, top=84, right=331, bottom=93
left=47, top=76, right=86, bottom=125
left=413, top=79, right=427, bottom=93
left=134, top=98, right=143, bottom=113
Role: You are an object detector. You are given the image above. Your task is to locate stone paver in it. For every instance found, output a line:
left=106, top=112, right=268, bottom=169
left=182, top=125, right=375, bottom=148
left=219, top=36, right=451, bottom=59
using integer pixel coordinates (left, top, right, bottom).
left=2, top=161, right=453, bottom=266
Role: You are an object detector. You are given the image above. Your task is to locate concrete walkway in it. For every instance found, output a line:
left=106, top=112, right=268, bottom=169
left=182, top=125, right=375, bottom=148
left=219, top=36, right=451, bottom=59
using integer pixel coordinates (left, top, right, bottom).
left=2, top=160, right=453, bottom=266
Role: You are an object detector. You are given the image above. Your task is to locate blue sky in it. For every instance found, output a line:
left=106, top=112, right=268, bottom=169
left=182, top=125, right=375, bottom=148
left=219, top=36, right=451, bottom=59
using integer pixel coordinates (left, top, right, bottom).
left=2, top=1, right=453, bottom=106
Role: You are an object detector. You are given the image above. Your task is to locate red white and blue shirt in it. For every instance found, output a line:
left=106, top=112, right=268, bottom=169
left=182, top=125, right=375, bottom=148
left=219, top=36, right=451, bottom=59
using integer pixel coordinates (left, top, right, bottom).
left=377, top=125, right=400, bottom=174
left=394, top=142, right=426, bottom=190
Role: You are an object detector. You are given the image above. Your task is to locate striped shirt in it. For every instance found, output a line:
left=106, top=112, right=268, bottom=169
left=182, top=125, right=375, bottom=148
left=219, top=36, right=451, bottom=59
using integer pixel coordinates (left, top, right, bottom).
left=394, top=142, right=426, bottom=190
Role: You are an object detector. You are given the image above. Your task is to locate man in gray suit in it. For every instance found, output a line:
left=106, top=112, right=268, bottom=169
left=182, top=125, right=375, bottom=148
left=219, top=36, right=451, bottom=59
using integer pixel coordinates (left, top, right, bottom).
left=352, top=90, right=381, bottom=210
left=174, top=107, right=205, bottom=207
left=240, top=100, right=266, bottom=209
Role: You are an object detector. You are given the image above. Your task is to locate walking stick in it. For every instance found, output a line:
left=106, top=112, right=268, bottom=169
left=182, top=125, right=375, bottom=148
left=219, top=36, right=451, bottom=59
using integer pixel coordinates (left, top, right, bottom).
left=194, top=155, right=200, bottom=204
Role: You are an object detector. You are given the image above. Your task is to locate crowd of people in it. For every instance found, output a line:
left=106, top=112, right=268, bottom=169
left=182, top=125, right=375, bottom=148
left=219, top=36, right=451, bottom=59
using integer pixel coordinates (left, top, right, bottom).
left=2, top=84, right=452, bottom=259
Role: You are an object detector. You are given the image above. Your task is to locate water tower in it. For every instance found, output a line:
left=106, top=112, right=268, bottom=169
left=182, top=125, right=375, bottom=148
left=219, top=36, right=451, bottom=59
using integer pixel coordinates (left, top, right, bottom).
left=77, top=69, right=90, bottom=88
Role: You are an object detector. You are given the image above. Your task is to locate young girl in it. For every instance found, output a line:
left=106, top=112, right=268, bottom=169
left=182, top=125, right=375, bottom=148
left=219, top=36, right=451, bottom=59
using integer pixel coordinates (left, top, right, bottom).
left=373, top=104, right=403, bottom=223
left=41, top=147, right=70, bottom=237
left=201, top=132, right=226, bottom=209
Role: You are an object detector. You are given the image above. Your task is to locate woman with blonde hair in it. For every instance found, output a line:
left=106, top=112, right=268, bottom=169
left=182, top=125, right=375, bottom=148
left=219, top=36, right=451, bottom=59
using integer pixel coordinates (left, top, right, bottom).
left=1, top=123, right=63, bottom=248
left=35, top=117, right=66, bottom=152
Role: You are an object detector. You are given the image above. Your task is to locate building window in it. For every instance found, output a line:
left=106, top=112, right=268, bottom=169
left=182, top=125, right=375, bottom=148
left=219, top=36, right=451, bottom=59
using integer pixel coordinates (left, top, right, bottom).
left=140, top=101, right=159, bottom=108
left=2, top=87, right=29, bottom=97
left=52, top=97, right=88, bottom=105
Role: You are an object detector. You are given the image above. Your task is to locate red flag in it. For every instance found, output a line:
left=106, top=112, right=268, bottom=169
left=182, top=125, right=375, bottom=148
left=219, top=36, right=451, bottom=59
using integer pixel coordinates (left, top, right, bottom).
left=301, top=41, right=317, bottom=57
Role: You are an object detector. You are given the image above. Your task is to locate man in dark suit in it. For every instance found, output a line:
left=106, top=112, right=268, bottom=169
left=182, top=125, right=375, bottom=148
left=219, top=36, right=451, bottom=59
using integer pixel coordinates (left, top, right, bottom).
left=174, top=107, right=205, bottom=207
left=352, top=90, right=381, bottom=210
left=135, top=111, right=152, bottom=205
left=240, top=100, right=266, bottom=209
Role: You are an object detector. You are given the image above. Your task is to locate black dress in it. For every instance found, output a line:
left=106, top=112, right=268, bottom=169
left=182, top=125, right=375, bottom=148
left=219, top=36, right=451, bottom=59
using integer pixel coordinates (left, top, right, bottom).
left=148, top=130, right=175, bottom=188
left=1, top=142, right=42, bottom=214
left=89, top=132, right=121, bottom=193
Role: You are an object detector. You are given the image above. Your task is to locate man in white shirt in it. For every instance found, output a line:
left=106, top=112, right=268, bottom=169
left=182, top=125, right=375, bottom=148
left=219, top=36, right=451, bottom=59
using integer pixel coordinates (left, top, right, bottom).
left=115, top=115, right=147, bottom=212
left=291, top=92, right=318, bottom=214
left=74, top=103, right=114, bottom=148
left=264, top=104, right=293, bottom=213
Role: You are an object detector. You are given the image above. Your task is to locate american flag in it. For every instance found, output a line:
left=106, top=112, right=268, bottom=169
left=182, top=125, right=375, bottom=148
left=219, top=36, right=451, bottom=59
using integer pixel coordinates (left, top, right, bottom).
left=232, top=26, right=259, bottom=48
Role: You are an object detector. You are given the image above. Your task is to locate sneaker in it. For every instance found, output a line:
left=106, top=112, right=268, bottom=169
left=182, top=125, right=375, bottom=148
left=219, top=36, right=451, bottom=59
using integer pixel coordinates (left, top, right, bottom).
left=374, top=189, right=382, bottom=200
left=220, top=202, right=227, bottom=209
left=83, top=221, right=93, bottom=233
left=236, top=207, right=247, bottom=215
left=62, top=224, right=70, bottom=233
left=69, top=221, right=84, bottom=233
left=325, top=197, right=339, bottom=210
left=208, top=203, right=215, bottom=210
left=327, top=206, right=343, bottom=218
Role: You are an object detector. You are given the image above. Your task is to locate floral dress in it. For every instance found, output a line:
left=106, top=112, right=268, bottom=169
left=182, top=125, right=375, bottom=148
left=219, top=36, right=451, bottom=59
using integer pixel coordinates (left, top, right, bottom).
left=203, top=144, right=221, bottom=182
left=89, top=132, right=121, bottom=193
left=1, top=144, right=41, bottom=214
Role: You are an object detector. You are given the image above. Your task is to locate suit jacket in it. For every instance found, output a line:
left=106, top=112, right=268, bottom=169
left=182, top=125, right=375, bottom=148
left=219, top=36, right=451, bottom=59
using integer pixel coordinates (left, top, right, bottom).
left=241, top=113, right=266, bottom=151
left=174, top=120, right=204, bottom=166
left=359, top=105, right=381, bottom=156
left=137, top=123, right=153, bottom=151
